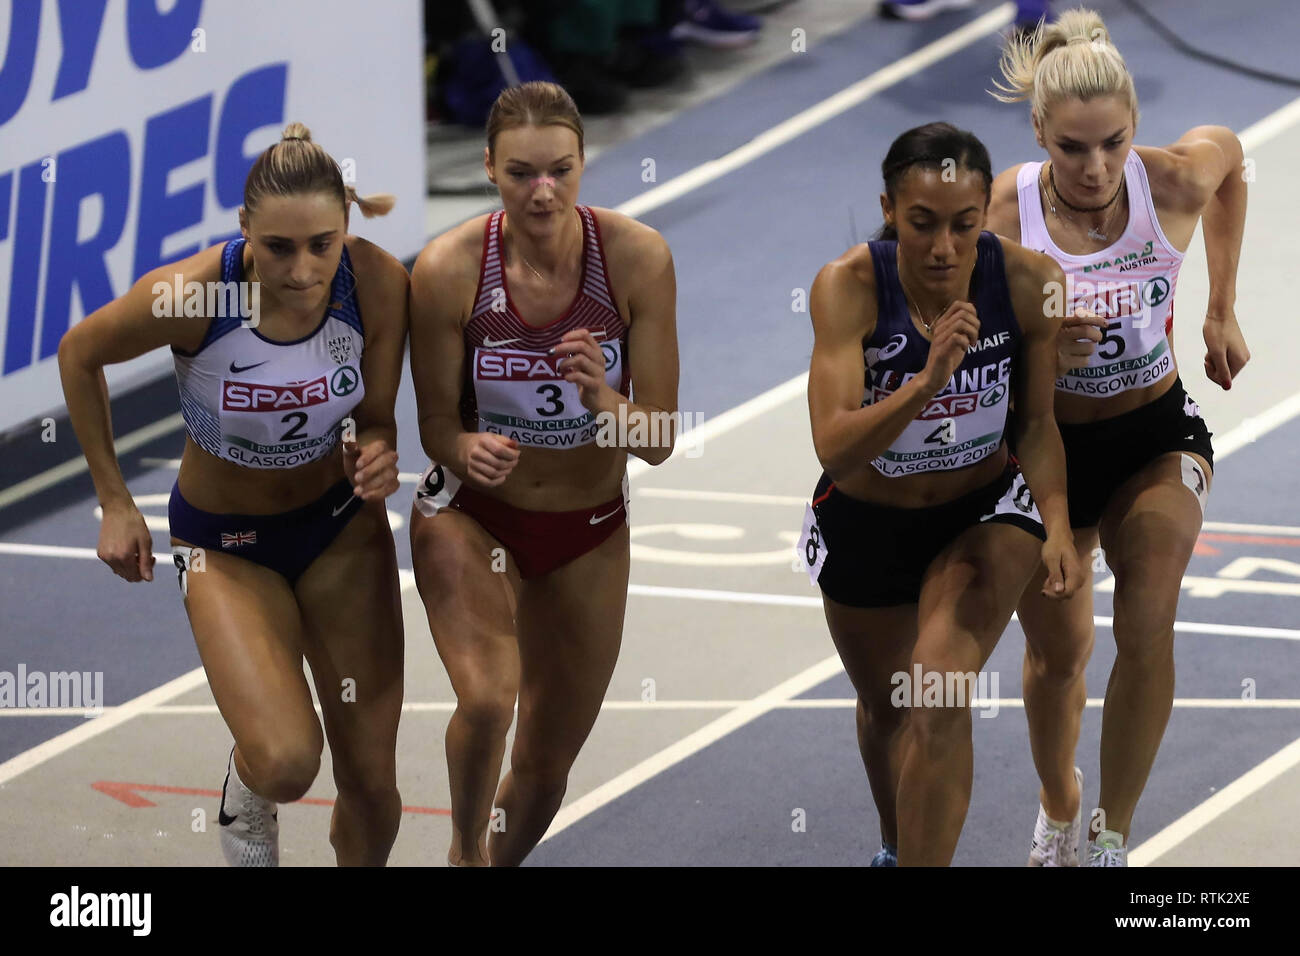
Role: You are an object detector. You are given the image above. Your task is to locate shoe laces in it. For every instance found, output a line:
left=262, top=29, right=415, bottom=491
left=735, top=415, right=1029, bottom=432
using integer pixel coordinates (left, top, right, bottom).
left=243, top=796, right=268, bottom=837
left=1032, top=814, right=1072, bottom=865
left=1089, top=841, right=1126, bottom=866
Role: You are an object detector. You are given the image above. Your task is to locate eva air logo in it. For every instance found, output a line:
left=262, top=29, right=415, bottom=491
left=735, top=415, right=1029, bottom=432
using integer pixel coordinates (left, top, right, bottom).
left=1142, top=277, right=1170, bottom=307
left=980, top=383, right=1007, bottom=407
left=331, top=365, right=358, bottom=396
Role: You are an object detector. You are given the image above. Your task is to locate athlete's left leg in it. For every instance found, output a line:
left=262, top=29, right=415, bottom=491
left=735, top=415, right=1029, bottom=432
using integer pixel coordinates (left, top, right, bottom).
left=487, top=524, right=630, bottom=866
left=295, top=499, right=406, bottom=866
left=897, top=522, right=1044, bottom=866
left=1091, top=450, right=1211, bottom=845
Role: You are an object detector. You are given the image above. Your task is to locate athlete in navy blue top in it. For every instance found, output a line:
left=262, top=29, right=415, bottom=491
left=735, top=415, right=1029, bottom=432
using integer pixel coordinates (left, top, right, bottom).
left=58, top=123, right=409, bottom=867
left=801, top=122, right=1082, bottom=866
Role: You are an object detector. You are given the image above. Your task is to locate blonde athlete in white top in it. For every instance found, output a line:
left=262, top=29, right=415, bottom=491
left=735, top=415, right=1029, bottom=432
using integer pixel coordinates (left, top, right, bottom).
left=59, top=124, right=409, bottom=867
left=987, top=9, right=1249, bottom=866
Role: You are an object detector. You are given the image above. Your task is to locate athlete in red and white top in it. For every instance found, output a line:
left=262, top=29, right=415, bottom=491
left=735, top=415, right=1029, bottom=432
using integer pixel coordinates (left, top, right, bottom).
left=408, top=82, right=680, bottom=866
left=987, top=8, right=1250, bottom=866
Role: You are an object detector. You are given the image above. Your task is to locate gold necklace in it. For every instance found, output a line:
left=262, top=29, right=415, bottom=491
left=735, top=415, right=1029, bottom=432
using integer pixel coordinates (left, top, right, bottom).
left=519, top=253, right=548, bottom=284
left=510, top=210, right=575, bottom=286
left=899, top=276, right=942, bottom=336
left=1040, top=163, right=1126, bottom=243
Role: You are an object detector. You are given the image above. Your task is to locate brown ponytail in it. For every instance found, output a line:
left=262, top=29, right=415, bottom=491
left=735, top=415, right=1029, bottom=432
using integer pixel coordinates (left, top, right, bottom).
left=244, top=123, right=395, bottom=218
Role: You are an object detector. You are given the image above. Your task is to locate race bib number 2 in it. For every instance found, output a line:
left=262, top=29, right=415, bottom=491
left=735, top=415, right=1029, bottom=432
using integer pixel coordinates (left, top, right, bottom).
left=798, top=503, right=828, bottom=585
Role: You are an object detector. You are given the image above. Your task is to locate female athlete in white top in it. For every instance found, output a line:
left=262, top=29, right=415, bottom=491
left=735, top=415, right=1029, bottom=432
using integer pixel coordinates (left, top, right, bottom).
left=58, top=124, right=410, bottom=866
left=988, top=9, right=1250, bottom=865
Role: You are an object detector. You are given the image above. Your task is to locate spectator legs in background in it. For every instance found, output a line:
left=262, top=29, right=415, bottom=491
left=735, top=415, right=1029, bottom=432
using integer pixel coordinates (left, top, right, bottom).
left=667, top=0, right=763, bottom=48
left=878, top=0, right=976, bottom=22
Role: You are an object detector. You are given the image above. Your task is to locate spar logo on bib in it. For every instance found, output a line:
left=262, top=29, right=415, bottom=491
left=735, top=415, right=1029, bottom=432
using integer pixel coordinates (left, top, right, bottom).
left=330, top=365, right=359, bottom=396
left=1142, top=277, right=1170, bottom=308
left=222, top=377, right=329, bottom=412
left=476, top=351, right=564, bottom=380
left=980, top=382, right=1007, bottom=407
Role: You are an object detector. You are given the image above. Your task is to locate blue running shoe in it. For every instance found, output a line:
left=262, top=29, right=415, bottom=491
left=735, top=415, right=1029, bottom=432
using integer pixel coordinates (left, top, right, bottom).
left=870, top=843, right=898, bottom=867
left=671, top=0, right=762, bottom=48
left=880, top=0, right=976, bottom=22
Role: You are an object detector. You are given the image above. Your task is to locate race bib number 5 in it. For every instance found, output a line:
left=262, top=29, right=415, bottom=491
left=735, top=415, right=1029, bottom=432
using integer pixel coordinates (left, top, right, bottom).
left=798, top=503, right=828, bottom=585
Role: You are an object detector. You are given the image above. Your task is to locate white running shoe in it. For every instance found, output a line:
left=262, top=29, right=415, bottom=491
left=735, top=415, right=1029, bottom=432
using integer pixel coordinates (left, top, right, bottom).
left=1085, top=830, right=1128, bottom=867
left=218, top=748, right=279, bottom=867
left=1028, top=767, right=1083, bottom=867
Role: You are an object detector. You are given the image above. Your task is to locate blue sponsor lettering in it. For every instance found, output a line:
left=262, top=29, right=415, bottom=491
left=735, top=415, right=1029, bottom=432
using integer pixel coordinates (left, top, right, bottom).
left=2, top=53, right=287, bottom=374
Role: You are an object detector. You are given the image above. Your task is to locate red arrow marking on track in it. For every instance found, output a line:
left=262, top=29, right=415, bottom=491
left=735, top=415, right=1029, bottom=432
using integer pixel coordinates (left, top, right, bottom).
left=92, top=781, right=450, bottom=816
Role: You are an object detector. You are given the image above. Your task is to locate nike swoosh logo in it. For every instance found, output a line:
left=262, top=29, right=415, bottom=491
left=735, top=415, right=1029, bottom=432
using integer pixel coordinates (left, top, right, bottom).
left=482, top=337, right=521, bottom=348
left=589, top=507, right=622, bottom=525
left=219, top=769, right=237, bottom=826
left=229, top=360, right=268, bottom=373
left=332, top=495, right=355, bottom=517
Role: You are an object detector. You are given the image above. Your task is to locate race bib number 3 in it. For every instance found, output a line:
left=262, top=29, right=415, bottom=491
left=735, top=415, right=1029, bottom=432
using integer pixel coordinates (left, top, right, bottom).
left=473, top=344, right=621, bottom=448
left=799, top=503, right=828, bottom=585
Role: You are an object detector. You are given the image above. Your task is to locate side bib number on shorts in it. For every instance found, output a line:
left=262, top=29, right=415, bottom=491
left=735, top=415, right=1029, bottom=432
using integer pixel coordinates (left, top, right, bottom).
left=980, top=471, right=1041, bottom=525
left=798, top=503, right=828, bottom=585
left=473, top=344, right=622, bottom=449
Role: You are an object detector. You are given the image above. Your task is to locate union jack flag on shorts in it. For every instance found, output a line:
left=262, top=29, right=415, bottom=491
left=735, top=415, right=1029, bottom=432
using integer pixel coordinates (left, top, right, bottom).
left=220, top=530, right=257, bottom=548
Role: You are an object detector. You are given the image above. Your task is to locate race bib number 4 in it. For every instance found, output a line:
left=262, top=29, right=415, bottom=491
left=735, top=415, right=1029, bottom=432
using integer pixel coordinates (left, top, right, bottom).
left=473, top=344, right=622, bottom=448
left=798, top=503, right=828, bottom=585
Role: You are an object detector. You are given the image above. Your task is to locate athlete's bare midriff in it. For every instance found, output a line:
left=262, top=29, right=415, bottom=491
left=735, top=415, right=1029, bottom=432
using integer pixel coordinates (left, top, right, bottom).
left=177, top=434, right=344, bottom=514
left=831, top=443, right=1010, bottom=509
left=481, top=440, right=629, bottom=512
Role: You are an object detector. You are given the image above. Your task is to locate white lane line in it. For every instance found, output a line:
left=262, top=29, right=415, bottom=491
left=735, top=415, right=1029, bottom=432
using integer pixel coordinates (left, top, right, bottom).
left=11, top=696, right=1300, bottom=718
left=636, top=492, right=1300, bottom=536
left=1213, top=390, right=1300, bottom=458
left=0, top=543, right=104, bottom=560
left=0, top=546, right=1294, bottom=642
left=5, top=697, right=1294, bottom=717
left=637, top=488, right=808, bottom=506
left=1238, top=93, right=1300, bottom=152
left=1131, top=736, right=1300, bottom=867
left=615, top=4, right=1016, bottom=219
left=627, top=584, right=1300, bottom=641
left=0, top=414, right=184, bottom=511
left=629, top=583, right=822, bottom=607
left=1201, top=521, right=1300, bottom=536
left=0, top=668, right=206, bottom=786
left=539, top=654, right=846, bottom=845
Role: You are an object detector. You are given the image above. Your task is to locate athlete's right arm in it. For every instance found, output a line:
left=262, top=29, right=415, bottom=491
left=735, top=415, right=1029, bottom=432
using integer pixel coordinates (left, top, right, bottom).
left=408, top=233, right=518, bottom=486
left=56, top=248, right=218, bottom=582
left=808, top=253, right=945, bottom=480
